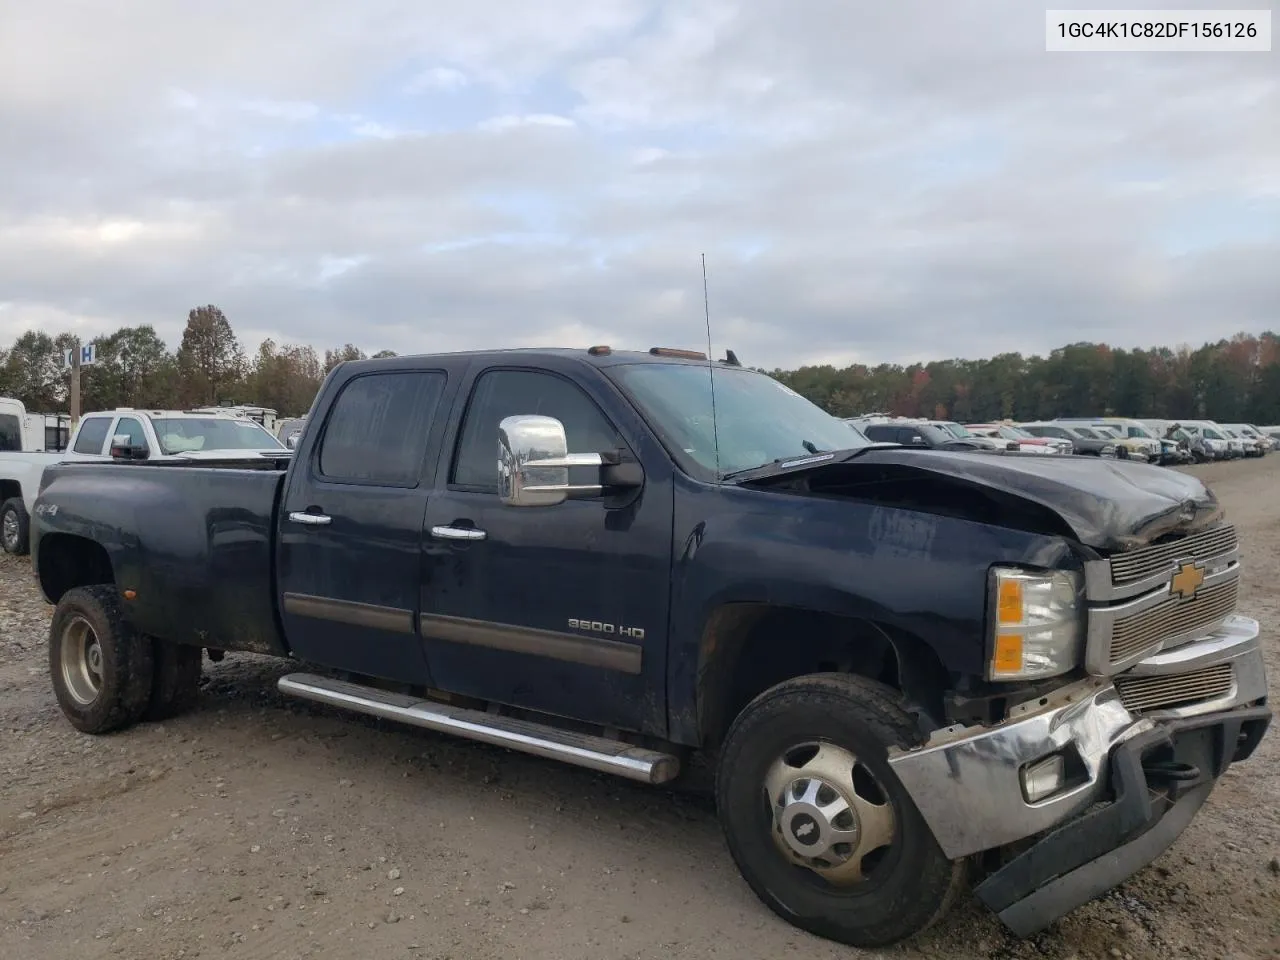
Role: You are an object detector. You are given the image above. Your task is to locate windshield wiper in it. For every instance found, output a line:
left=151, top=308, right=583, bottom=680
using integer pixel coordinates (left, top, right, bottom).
left=719, top=445, right=875, bottom=482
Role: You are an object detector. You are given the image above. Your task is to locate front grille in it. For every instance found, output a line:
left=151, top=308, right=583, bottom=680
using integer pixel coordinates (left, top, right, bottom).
left=1114, top=663, right=1234, bottom=713
left=1108, top=577, right=1239, bottom=665
left=1108, top=524, right=1237, bottom=587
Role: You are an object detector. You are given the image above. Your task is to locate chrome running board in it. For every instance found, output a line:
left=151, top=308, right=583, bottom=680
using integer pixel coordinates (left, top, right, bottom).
left=277, top=672, right=680, bottom=784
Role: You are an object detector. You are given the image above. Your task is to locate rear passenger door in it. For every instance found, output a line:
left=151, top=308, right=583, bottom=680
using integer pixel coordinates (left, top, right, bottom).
left=277, top=363, right=464, bottom=684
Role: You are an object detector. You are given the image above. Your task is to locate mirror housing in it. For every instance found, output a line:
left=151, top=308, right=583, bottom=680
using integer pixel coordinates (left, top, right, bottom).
left=498, top=414, right=638, bottom=507
left=109, top=433, right=149, bottom=460
left=286, top=433, right=300, bottom=449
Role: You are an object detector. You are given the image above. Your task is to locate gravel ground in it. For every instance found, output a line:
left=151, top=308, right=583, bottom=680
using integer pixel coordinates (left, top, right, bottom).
left=2, top=457, right=1278, bottom=960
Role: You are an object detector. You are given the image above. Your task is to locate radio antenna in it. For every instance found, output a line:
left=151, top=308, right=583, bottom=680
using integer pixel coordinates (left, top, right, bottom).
left=702, top=252, right=722, bottom=480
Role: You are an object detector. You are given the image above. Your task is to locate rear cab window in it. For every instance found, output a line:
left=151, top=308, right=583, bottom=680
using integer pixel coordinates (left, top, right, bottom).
left=317, top=371, right=448, bottom=486
left=0, top=413, right=20, bottom=451
left=73, top=416, right=112, bottom=454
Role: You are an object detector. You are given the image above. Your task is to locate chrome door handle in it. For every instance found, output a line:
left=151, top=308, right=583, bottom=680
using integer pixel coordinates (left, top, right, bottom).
left=289, top=511, right=332, bottom=526
left=431, top=525, right=486, bottom=541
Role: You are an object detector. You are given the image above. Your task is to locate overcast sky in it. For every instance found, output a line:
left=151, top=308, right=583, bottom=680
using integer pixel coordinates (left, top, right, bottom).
left=1, top=0, right=1276, bottom=370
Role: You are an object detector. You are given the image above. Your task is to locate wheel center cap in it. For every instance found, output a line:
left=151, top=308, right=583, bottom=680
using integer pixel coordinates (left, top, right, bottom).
left=789, top=812, right=821, bottom=846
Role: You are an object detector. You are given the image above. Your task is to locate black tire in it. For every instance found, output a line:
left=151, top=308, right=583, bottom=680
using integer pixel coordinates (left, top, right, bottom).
left=715, top=673, right=966, bottom=948
left=49, top=585, right=155, bottom=734
left=1, top=497, right=29, bottom=556
left=144, top=640, right=203, bottom=721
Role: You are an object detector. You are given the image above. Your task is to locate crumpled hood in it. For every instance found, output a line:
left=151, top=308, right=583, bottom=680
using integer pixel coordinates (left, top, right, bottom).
left=785, top=448, right=1221, bottom=552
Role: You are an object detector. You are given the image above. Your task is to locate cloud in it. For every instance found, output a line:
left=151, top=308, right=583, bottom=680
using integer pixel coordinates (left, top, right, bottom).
left=0, top=0, right=1276, bottom=372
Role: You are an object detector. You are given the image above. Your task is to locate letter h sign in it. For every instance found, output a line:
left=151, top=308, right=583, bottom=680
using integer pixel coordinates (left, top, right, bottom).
left=62, top=343, right=98, bottom=368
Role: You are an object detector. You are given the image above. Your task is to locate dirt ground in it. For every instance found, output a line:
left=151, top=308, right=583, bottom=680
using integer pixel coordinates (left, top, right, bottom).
left=2, top=458, right=1278, bottom=960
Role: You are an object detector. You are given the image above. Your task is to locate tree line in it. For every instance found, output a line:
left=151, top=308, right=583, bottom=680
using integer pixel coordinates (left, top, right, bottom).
left=770, top=332, right=1280, bottom=425
left=2, top=306, right=1278, bottom=424
left=0, top=306, right=396, bottom=417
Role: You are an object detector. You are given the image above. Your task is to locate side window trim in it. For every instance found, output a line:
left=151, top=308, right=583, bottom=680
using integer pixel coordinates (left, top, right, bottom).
left=312, top=369, right=449, bottom=489
left=446, top=365, right=629, bottom=494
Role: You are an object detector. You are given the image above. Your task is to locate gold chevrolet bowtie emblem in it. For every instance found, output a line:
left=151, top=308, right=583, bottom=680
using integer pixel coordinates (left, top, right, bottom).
left=1170, top=561, right=1205, bottom=600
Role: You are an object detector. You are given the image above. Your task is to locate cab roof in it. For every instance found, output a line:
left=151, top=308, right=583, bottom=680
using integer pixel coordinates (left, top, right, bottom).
left=338, top=345, right=744, bottom=370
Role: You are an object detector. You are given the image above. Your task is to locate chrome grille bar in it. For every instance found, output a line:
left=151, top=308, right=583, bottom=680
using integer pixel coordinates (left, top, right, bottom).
left=1109, top=579, right=1240, bottom=664
left=1114, top=663, right=1234, bottom=713
left=1084, top=523, right=1239, bottom=602
left=1110, top=525, right=1237, bottom=584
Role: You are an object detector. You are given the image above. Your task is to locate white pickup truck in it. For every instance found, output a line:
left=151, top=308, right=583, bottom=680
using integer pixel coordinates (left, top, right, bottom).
left=0, top=406, right=288, bottom=556
left=0, top=397, right=72, bottom=453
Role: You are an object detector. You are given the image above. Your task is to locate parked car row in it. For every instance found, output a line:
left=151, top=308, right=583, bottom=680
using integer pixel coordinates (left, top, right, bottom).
left=844, top=413, right=1275, bottom=465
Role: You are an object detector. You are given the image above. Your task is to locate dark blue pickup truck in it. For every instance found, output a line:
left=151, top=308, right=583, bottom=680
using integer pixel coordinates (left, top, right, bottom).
left=28, top=346, right=1270, bottom=947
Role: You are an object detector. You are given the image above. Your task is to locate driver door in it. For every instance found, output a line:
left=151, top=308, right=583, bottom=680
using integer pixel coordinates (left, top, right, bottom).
left=419, top=363, right=673, bottom=735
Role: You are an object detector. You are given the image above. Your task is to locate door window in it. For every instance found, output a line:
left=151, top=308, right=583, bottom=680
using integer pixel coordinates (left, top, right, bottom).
left=73, top=416, right=112, bottom=454
left=112, top=416, right=147, bottom=451
left=317, top=371, right=447, bottom=486
left=451, top=369, right=624, bottom=491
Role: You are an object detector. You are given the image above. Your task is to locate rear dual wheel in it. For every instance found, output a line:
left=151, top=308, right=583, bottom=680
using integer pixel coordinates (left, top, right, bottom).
left=49, top=586, right=202, bottom=733
left=716, top=673, right=966, bottom=948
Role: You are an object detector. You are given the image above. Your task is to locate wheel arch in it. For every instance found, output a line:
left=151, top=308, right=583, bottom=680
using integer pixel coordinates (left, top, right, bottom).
left=695, top=601, right=952, bottom=750
left=37, top=533, right=116, bottom=604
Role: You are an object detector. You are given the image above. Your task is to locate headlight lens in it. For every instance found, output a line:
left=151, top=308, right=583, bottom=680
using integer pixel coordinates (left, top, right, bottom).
left=987, top=567, right=1083, bottom=681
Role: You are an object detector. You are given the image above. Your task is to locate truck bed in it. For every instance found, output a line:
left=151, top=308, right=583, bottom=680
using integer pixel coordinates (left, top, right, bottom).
left=33, top=460, right=291, bottom=656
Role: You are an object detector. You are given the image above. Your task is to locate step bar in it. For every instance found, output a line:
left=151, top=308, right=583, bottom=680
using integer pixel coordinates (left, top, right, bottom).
left=277, top=673, right=680, bottom=785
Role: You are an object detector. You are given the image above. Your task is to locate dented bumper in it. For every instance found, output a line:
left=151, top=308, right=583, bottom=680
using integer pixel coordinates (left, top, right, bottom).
left=888, top=616, right=1270, bottom=935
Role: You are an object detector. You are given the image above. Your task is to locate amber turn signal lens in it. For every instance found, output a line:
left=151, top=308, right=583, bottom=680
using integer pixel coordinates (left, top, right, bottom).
left=997, top=578, right=1023, bottom=624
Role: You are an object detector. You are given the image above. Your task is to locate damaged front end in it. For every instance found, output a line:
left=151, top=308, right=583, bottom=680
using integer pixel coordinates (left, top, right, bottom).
left=742, top=452, right=1269, bottom=936
left=889, top=516, right=1269, bottom=936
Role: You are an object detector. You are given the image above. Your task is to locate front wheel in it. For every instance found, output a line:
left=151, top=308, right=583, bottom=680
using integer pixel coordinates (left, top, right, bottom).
left=716, top=673, right=966, bottom=948
left=1, top=497, right=29, bottom=555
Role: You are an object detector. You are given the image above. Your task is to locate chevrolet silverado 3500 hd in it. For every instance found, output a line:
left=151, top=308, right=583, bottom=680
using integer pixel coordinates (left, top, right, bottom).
left=29, top=347, right=1269, bottom=947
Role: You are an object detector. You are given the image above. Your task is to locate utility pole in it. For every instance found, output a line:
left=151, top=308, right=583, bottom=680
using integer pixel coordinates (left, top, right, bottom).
left=69, top=347, right=81, bottom=427
left=65, top=340, right=95, bottom=428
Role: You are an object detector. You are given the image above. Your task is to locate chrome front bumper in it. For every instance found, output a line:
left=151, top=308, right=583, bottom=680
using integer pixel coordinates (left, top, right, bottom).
left=888, top=615, right=1268, bottom=861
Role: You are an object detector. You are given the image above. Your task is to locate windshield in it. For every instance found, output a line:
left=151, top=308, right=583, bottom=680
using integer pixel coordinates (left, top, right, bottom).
left=151, top=417, right=285, bottom=455
left=1073, top=427, right=1101, bottom=439
left=1123, top=425, right=1155, bottom=438
left=939, top=422, right=975, bottom=438
left=608, top=363, right=868, bottom=477
left=996, top=425, right=1034, bottom=440
left=1202, top=427, right=1225, bottom=440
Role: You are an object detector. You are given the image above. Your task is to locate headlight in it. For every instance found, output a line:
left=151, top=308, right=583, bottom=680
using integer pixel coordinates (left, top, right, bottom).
left=987, top=567, right=1083, bottom=681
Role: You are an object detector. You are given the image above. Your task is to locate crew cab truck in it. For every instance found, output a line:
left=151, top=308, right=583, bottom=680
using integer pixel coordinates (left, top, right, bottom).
left=29, top=347, right=1270, bottom=948
left=1, top=407, right=285, bottom=556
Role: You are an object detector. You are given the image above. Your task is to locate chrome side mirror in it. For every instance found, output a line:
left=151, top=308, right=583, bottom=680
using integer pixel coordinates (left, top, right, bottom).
left=109, top=433, right=148, bottom=460
left=498, top=414, right=609, bottom=507
left=286, top=433, right=300, bottom=449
